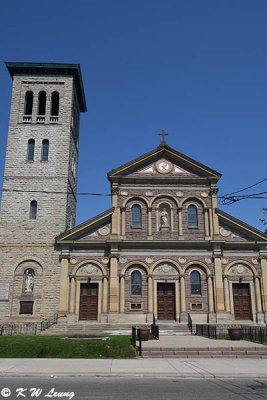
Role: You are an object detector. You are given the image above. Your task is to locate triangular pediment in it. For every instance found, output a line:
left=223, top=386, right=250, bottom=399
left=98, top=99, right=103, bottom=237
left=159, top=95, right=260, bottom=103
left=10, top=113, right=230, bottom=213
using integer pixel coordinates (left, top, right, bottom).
left=217, top=209, right=267, bottom=242
left=108, top=144, right=221, bottom=181
left=56, top=208, right=113, bottom=242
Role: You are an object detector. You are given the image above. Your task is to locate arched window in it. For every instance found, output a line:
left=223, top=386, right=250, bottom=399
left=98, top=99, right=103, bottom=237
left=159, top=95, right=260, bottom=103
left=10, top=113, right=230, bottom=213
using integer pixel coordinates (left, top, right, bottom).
left=188, top=205, right=198, bottom=227
left=27, top=139, right=35, bottom=161
left=51, top=91, right=59, bottom=116
left=24, top=91, right=33, bottom=115
left=41, top=139, right=49, bottom=161
left=191, top=270, right=201, bottom=295
left=30, top=200, right=37, bottom=219
left=38, top=91, right=46, bottom=115
left=131, top=270, right=142, bottom=296
left=131, top=204, right=142, bottom=227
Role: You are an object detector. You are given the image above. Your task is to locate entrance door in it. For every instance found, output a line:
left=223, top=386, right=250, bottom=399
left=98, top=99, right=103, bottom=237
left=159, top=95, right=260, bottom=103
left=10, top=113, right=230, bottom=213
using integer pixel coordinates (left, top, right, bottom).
left=79, top=283, right=98, bottom=320
left=233, top=283, right=252, bottom=320
left=157, top=283, right=175, bottom=320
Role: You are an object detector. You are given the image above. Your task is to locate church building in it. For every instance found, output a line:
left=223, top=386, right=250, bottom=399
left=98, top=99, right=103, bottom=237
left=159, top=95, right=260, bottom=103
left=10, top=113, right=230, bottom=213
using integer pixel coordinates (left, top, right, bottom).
left=0, top=62, right=267, bottom=329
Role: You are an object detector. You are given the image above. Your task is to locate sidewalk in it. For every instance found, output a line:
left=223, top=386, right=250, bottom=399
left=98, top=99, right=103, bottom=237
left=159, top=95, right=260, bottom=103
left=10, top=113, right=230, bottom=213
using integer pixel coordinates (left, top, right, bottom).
left=1, top=357, right=267, bottom=379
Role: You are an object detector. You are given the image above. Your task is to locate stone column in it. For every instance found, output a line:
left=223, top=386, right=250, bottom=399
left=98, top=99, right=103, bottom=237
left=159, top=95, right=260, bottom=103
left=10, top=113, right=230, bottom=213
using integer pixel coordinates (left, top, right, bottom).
left=213, top=249, right=225, bottom=318
left=109, top=254, right=119, bottom=313
left=250, top=281, right=257, bottom=320
left=178, top=208, right=183, bottom=239
left=223, top=276, right=230, bottom=313
left=147, top=207, right=152, bottom=236
left=58, top=257, right=69, bottom=315
left=175, top=280, right=180, bottom=321
left=180, top=275, right=186, bottom=313
left=120, top=275, right=125, bottom=313
left=204, top=208, right=210, bottom=238
left=229, top=281, right=234, bottom=316
left=210, top=186, right=219, bottom=236
left=208, top=208, right=214, bottom=237
left=102, top=277, right=108, bottom=313
left=121, top=207, right=126, bottom=236
left=98, top=280, right=102, bottom=319
left=260, top=257, right=267, bottom=315
left=255, top=277, right=263, bottom=313
left=148, top=275, right=153, bottom=314
left=208, top=275, right=214, bottom=313
left=75, top=281, right=80, bottom=316
left=153, top=280, right=158, bottom=318
left=69, top=276, right=76, bottom=313
left=111, top=187, right=120, bottom=237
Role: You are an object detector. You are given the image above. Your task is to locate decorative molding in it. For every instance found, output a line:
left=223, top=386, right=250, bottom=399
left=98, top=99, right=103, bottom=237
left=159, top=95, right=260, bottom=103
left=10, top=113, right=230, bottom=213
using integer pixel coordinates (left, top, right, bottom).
left=76, top=263, right=102, bottom=276
left=153, top=263, right=178, bottom=275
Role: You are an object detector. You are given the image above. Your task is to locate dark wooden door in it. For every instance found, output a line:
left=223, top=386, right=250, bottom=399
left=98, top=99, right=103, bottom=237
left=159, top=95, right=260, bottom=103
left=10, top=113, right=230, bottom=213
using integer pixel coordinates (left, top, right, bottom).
left=157, top=283, right=175, bottom=320
left=79, top=283, right=98, bottom=320
left=233, top=283, right=252, bottom=320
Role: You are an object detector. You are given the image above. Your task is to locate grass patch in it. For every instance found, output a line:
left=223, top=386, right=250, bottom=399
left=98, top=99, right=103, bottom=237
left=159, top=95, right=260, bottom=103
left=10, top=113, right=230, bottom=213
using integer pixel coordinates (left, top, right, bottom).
left=0, top=335, right=136, bottom=358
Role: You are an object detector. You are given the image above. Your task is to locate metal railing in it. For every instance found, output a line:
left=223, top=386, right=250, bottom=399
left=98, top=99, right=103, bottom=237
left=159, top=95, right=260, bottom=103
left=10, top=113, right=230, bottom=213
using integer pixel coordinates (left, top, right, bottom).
left=188, top=313, right=193, bottom=333
left=40, top=313, right=58, bottom=332
left=151, top=314, right=159, bottom=339
left=0, top=323, right=37, bottom=336
left=131, top=326, right=142, bottom=356
left=196, top=324, right=217, bottom=339
left=196, top=324, right=267, bottom=344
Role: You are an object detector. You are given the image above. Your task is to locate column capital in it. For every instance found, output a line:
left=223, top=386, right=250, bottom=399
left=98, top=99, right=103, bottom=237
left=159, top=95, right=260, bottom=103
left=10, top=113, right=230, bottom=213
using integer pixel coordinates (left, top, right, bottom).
left=120, top=206, right=126, bottom=212
left=111, top=187, right=120, bottom=195
left=210, top=187, right=218, bottom=196
left=147, top=207, right=152, bottom=212
left=203, top=207, right=209, bottom=213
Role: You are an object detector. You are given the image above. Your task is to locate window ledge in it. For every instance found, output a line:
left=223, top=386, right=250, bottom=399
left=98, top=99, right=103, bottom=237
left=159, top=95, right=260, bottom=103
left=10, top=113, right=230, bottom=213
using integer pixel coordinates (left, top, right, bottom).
left=131, top=226, right=142, bottom=229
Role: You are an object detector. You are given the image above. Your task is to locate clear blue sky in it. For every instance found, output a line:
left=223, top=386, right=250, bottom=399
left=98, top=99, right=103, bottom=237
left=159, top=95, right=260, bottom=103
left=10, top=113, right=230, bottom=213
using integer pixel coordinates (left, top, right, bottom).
left=0, top=0, right=266, bottom=230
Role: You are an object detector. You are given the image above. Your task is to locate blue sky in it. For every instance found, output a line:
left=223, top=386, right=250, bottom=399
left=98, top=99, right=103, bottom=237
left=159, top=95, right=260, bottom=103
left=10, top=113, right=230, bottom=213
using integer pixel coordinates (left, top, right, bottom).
left=0, top=0, right=266, bottom=230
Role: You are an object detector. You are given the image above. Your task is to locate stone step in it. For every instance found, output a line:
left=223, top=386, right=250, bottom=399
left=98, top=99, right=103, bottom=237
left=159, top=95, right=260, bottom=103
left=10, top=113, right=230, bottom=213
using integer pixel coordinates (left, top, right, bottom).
left=141, top=346, right=267, bottom=358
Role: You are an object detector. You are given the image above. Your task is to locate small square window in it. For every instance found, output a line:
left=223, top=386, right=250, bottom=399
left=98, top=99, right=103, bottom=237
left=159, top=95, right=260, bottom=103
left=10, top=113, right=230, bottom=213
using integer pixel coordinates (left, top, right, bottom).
left=20, top=301, right=33, bottom=314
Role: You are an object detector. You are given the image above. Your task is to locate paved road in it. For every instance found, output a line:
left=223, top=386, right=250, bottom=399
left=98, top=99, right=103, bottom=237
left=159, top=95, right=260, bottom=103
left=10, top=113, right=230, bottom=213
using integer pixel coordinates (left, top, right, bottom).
left=1, top=377, right=267, bottom=400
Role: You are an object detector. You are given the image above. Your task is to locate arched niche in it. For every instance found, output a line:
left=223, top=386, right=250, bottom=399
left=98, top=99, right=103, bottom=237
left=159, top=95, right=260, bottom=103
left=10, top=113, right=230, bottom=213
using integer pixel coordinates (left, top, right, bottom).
left=76, top=263, right=103, bottom=277
left=153, top=262, right=179, bottom=276
left=227, top=263, right=254, bottom=277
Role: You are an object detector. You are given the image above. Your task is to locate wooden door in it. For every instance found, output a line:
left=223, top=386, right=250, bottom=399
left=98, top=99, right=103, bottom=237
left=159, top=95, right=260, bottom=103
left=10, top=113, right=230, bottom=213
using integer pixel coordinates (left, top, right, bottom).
left=157, top=283, right=175, bottom=320
left=79, top=283, right=98, bottom=320
left=233, top=283, right=252, bottom=320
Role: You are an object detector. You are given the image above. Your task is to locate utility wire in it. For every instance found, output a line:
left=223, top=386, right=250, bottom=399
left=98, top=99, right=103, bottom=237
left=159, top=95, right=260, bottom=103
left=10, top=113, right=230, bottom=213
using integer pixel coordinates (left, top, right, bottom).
left=223, top=177, right=267, bottom=196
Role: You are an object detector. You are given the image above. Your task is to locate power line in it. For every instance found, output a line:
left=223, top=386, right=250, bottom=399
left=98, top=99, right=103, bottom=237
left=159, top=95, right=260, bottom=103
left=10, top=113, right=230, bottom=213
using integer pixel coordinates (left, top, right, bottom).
left=0, top=188, right=111, bottom=196
left=223, top=177, right=267, bottom=196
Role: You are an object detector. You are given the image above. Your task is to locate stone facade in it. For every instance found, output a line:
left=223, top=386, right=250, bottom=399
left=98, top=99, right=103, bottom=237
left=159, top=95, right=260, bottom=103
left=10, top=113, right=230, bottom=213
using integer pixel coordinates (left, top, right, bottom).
left=1, top=62, right=267, bottom=327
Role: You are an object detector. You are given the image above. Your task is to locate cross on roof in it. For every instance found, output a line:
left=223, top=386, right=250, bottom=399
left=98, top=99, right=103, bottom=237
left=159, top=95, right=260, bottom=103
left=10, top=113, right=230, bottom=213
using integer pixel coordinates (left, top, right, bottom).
left=158, top=129, right=168, bottom=144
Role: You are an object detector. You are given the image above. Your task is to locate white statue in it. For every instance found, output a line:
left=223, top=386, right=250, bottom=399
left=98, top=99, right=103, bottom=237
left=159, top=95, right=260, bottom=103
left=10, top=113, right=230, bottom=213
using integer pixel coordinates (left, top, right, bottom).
left=160, top=208, right=169, bottom=226
left=25, top=269, right=34, bottom=293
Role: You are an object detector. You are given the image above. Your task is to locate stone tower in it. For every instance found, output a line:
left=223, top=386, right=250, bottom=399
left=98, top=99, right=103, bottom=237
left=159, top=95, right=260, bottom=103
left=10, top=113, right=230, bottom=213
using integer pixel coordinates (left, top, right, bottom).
left=0, top=62, right=87, bottom=243
left=0, top=63, right=86, bottom=321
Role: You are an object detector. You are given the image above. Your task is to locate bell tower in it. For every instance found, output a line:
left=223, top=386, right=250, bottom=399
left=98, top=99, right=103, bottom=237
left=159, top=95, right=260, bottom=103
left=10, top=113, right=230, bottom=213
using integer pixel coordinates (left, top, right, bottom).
left=0, top=62, right=87, bottom=244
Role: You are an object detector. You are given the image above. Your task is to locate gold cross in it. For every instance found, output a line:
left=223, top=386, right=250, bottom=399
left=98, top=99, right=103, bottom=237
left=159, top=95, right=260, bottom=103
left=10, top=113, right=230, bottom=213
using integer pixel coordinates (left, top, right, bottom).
left=158, top=129, right=168, bottom=144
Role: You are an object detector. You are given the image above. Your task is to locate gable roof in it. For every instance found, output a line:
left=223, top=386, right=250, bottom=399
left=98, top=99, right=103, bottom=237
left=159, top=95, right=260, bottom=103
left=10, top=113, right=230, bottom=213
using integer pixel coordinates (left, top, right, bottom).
left=108, top=143, right=221, bottom=181
left=217, top=209, right=267, bottom=242
left=56, top=208, right=113, bottom=242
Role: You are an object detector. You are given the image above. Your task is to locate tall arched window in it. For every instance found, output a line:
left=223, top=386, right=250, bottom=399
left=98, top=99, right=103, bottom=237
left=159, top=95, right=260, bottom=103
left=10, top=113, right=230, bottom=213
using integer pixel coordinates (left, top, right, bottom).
left=30, top=200, right=37, bottom=219
left=38, top=91, right=46, bottom=115
left=24, top=91, right=33, bottom=115
left=191, top=270, right=201, bottom=295
left=188, top=205, right=198, bottom=227
left=131, top=204, right=142, bottom=227
left=41, top=139, right=49, bottom=161
left=51, top=91, right=59, bottom=116
left=131, top=270, right=142, bottom=296
left=27, top=139, right=35, bottom=161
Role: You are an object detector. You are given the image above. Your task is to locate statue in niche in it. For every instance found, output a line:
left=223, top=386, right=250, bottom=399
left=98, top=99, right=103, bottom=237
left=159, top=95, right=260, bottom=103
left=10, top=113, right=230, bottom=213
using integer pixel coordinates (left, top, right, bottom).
left=160, top=208, right=169, bottom=227
left=25, top=269, right=34, bottom=293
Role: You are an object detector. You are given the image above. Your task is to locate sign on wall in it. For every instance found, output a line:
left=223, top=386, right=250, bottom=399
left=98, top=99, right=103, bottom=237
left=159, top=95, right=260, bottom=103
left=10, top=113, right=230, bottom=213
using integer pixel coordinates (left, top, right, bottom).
left=0, top=283, right=10, bottom=300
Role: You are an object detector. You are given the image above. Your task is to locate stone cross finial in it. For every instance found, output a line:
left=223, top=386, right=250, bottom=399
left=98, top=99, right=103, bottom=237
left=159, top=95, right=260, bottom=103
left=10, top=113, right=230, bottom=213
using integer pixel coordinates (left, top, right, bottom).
left=158, top=129, right=168, bottom=144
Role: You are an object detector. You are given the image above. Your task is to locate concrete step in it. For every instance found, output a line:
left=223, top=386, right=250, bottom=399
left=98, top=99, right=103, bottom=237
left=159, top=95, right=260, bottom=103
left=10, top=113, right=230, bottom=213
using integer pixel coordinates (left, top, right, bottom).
left=141, top=346, right=267, bottom=358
